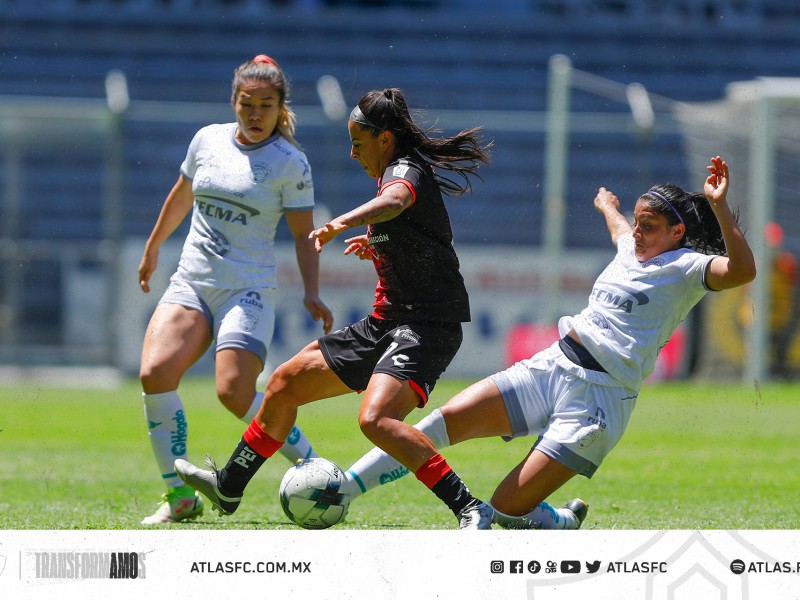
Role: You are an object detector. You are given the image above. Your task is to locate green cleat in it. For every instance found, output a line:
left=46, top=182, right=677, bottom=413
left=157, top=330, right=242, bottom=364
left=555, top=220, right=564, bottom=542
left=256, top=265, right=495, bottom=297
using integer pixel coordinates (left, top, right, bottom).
left=141, top=485, right=204, bottom=525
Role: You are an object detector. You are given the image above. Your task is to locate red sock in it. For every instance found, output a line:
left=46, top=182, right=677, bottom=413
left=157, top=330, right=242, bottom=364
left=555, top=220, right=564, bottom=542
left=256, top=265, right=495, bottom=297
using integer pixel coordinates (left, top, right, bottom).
left=414, top=454, right=453, bottom=489
left=243, top=420, right=283, bottom=458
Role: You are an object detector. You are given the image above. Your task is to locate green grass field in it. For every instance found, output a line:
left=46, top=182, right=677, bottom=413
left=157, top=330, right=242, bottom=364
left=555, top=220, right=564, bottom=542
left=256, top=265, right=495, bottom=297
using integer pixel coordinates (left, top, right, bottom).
left=1, top=377, right=798, bottom=530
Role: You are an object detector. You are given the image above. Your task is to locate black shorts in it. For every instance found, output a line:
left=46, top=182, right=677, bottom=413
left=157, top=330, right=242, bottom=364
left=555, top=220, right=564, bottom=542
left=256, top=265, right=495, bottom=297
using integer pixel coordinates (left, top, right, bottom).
left=318, top=315, right=463, bottom=407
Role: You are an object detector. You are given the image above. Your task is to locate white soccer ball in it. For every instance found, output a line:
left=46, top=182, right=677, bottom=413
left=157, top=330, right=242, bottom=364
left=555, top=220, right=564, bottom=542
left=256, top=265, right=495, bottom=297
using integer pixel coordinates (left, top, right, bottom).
left=278, top=457, right=350, bottom=529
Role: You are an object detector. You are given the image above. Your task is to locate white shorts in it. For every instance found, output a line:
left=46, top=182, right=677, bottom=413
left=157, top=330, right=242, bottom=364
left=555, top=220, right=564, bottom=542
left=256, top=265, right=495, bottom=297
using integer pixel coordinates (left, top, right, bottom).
left=490, top=342, right=638, bottom=478
left=159, top=276, right=277, bottom=366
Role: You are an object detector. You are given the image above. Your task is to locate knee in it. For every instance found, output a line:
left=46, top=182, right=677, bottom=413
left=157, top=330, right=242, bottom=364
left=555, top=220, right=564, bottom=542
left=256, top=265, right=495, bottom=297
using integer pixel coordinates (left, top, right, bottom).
left=139, top=363, right=175, bottom=392
left=358, top=407, right=390, bottom=443
left=263, top=362, right=304, bottom=406
left=215, top=378, right=254, bottom=418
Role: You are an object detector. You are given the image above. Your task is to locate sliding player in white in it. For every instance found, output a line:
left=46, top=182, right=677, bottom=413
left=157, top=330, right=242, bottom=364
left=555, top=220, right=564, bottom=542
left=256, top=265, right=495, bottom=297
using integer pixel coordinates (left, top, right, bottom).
left=339, top=155, right=755, bottom=529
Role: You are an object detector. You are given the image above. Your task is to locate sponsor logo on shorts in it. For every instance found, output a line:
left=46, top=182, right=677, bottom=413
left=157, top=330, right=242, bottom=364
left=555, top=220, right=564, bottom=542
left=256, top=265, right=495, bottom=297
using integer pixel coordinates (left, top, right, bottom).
left=241, top=291, right=263, bottom=309
left=394, top=328, right=420, bottom=343
left=587, top=407, right=607, bottom=429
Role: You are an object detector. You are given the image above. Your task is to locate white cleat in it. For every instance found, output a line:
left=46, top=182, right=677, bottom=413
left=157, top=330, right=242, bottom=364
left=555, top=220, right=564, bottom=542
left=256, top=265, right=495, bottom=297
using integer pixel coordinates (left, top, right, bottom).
left=458, top=500, right=494, bottom=530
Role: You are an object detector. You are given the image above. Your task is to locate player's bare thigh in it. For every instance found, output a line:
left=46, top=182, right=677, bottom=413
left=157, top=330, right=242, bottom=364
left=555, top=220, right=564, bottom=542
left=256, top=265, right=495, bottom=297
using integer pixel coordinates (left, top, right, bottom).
left=439, top=377, right=514, bottom=444
left=139, top=303, right=211, bottom=392
left=266, top=340, right=353, bottom=408
left=257, top=340, right=353, bottom=441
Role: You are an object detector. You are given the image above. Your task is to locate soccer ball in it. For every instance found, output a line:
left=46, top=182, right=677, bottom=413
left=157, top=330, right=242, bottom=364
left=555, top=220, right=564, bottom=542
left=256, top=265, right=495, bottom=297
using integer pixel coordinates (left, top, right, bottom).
left=278, top=457, right=350, bottom=529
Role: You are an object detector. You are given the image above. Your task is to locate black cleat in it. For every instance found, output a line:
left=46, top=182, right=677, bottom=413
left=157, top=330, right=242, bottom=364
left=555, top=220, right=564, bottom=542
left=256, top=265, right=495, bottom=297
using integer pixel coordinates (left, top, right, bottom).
left=564, top=498, right=589, bottom=528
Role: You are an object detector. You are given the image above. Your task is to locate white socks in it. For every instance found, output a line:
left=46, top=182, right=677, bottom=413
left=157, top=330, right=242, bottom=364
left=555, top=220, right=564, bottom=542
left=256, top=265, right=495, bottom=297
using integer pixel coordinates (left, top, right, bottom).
left=142, top=391, right=187, bottom=488
left=492, top=502, right=580, bottom=530
left=343, top=408, right=450, bottom=497
left=143, top=390, right=319, bottom=492
left=242, top=392, right=318, bottom=462
left=337, top=404, right=581, bottom=530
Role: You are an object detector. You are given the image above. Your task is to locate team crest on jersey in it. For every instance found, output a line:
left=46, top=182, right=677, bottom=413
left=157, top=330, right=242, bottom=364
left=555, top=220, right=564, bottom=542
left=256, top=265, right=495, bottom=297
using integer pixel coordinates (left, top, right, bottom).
left=642, top=256, right=666, bottom=267
left=392, top=163, right=410, bottom=178
left=251, top=161, right=272, bottom=183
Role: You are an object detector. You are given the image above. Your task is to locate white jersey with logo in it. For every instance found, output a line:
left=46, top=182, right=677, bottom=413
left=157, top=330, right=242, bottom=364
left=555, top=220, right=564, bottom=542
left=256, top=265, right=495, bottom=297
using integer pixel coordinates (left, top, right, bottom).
left=176, top=123, right=314, bottom=289
left=564, top=232, right=716, bottom=389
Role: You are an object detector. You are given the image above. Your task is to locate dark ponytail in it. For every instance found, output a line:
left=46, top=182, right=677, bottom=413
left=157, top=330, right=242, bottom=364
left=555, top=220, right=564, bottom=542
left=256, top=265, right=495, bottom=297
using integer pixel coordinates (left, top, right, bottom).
left=642, top=183, right=736, bottom=255
left=355, top=88, right=492, bottom=196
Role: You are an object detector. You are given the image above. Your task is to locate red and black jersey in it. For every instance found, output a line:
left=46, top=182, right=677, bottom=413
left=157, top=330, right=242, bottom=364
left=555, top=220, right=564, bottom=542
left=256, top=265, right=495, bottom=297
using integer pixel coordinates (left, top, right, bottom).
left=366, top=154, right=470, bottom=323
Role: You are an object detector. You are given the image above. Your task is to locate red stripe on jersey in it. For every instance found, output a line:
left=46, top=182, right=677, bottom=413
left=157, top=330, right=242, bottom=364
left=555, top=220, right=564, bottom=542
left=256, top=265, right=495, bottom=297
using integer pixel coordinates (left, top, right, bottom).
left=370, top=279, right=390, bottom=319
left=415, top=454, right=453, bottom=489
left=379, top=179, right=417, bottom=206
left=243, top=420, right=283, bottom=458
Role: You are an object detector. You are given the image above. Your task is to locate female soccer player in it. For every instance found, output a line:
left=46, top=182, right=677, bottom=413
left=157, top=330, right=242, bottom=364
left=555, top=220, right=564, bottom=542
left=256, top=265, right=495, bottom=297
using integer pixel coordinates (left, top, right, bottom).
left=336, top=155, right=756, bottom=529
left=175, top=87, right=495, bottom=528
left=138, top=55, right=333, bottom=525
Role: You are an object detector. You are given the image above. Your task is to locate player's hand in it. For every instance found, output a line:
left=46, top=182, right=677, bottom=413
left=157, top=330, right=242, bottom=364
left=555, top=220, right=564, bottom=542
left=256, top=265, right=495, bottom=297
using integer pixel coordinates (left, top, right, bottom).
left=138, top=250, right=158, bottom=293
left=309, top=220, right=348, bottom=253
left=594, top=187, right=620, bottom=214
left=304, top=295, right=334, bottom=334
left=343, top=235, right=373, bottom=260
left=704, top=155, right=729, bottom=206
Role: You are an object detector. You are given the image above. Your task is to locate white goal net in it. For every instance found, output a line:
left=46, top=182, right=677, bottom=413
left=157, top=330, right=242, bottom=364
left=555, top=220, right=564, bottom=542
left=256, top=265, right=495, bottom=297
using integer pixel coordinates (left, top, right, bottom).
left=674, top=78, right=800, bottom=382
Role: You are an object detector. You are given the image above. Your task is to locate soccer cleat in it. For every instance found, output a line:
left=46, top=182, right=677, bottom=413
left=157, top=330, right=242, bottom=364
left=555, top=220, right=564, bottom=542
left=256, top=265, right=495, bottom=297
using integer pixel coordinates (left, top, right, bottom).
left=458, top=500, right=494, bottom=530
left=563, top=498, right=589, bottom=529
left=174, top=456, right=242, bottom=516
left=140, top=485, right=204, bottom=525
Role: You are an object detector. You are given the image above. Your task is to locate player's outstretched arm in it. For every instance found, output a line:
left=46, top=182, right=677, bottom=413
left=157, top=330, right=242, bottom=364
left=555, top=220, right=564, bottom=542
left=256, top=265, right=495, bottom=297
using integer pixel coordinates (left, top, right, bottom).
left=308, top=184, right=413, bottom=253
left=703, top=156, right=757, bottom=291
left=594, top=187, right=631, bottom=245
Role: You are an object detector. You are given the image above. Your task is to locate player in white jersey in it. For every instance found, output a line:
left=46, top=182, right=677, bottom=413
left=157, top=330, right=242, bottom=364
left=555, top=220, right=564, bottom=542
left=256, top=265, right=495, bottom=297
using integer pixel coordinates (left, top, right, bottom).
left=336, top=155, right=755, bottom=529
left=137, top=55, right=333, bottom=524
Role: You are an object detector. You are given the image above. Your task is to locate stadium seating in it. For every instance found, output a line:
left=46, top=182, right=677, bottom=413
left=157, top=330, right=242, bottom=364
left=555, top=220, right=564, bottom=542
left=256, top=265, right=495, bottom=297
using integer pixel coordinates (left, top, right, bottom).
left=1, top=0, right=799, bottom=350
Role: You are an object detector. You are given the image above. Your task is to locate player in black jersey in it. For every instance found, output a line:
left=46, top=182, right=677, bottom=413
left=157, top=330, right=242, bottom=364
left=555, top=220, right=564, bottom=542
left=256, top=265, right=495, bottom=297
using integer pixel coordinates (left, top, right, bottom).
left=175, top=88, right=494, bottom=528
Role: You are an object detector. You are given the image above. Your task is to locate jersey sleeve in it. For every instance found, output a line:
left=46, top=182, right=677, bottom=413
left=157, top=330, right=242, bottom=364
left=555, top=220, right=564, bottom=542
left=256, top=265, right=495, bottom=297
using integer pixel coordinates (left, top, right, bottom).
left=281, top=153, right=315, bottom=211
left=179, top=127, right=205, bottom=180
left=379, top=159, right=422, bottom=204
left=684, top=251, right=717, bottom=291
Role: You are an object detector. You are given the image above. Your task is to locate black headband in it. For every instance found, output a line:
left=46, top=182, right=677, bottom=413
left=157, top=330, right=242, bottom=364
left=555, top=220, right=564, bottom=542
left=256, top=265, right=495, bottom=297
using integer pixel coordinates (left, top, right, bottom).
left=349, top=105, right=379, bottom=130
